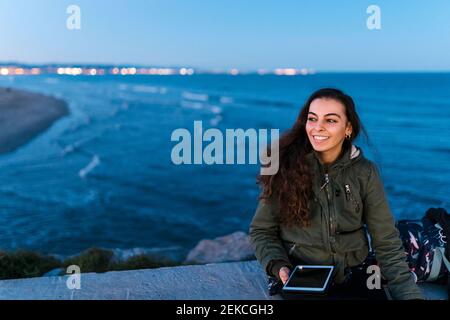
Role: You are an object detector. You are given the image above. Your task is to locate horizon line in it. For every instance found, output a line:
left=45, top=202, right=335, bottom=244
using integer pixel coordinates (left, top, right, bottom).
left=1, top=61, right=449, bottom=74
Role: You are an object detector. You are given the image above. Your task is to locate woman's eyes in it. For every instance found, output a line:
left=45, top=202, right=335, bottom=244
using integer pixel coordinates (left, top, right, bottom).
left=307, top=117, right=337, bottom=123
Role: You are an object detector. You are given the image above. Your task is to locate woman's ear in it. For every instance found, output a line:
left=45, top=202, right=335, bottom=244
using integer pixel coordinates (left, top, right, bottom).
left=345, top=123, right=352, bottom=136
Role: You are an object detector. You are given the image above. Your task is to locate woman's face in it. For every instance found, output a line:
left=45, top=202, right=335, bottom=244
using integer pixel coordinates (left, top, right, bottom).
left=305, top=98, right=353, bottom=157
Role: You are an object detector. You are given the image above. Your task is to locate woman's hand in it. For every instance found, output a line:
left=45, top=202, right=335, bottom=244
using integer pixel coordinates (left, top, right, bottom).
left=279, top=266, right=291, bottom=284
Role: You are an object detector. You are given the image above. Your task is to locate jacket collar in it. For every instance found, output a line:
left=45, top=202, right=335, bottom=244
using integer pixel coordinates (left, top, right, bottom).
left=307, top=144, right=362, bottom=173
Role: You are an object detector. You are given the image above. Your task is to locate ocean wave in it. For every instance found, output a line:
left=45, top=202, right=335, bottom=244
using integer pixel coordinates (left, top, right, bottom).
left=82, top=189, right=100, bottom=205
left=357, top=95, right=450, bottom=109
left=62, top=144, right=77, bottom=155
left=79, top=155, right=101, bottom=178
left=217, top=94, right=294, bottom=109
left=210, top=105, right=222, bottom=114
left=180, top=100, right=205, bottom=110
left=180, top=92, right=293, bottom=110
left=60, top=136, right=99, bottom=156
left=133, top=85, right=160, bottom=94
left=182, top=91, right=209, bottom=102
left=239, top=97, right=295, bottom=108
left=219, top=96, right=234, bottom=104
left=209, top=115, right=223, bottom=126
left=0, top=187, right=63, bottom=209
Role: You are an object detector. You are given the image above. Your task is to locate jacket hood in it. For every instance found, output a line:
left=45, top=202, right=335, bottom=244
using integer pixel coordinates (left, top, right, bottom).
left=307, top=144, right=363, bottom=172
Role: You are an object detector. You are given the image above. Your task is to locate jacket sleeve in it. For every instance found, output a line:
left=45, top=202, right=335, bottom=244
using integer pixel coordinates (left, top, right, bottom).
left=249, top=196, right=293, bottom=277
left=363, top=162, right=424, bottom=300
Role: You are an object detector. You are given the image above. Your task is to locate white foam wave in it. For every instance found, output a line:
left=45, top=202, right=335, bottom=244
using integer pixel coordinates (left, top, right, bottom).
left=220, top=96, right=234, bottom=104
left=182, top=91, right=209, bottom=102
left=62, top=144, right=76, bottom=155
left=180, top=100, right=205, bottom=110
left=133, top=85, right=159, bottom=94
left=209, top=115, right=223, bottom=126
left=61, top=137, right=94, bottom=156
left=210, top=105, right=222, bottom=114
left=79, top=155, right=101, bottom=179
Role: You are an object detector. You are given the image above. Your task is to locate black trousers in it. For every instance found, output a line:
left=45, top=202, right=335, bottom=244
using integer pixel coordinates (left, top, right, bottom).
left=280, top=269, right=388, bottom=300
left=279, top=255, right=389, bottom=300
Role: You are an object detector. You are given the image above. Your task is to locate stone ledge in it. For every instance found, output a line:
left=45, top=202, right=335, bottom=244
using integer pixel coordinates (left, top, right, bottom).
left=0, top=260, right=446, bottom=300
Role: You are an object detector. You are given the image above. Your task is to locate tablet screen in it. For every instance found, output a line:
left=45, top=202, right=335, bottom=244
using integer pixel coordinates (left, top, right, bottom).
left=283, top=266, right=334, bottom=292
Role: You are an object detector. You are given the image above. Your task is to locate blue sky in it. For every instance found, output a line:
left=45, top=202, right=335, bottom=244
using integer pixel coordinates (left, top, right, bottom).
left=0, top=0, right=449, bottom=71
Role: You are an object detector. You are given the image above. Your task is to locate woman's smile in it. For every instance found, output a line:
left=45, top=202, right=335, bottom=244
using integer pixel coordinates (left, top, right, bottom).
left=312, top=135, right=330, bottom=143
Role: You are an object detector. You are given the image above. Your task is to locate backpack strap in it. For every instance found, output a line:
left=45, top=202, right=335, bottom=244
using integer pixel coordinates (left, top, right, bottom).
left=427, top=247, right=450, bottom=282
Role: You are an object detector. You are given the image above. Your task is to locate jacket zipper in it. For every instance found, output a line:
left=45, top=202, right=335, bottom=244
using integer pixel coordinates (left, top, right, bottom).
left=324, top=173, right=337, bottom=254
left=288, top=243, right=296, bottom=255
left=344, top=184, right=360, bottom=212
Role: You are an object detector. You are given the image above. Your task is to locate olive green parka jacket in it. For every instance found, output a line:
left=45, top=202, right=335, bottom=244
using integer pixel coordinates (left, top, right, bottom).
left=249, top=144, right=423, bottom=300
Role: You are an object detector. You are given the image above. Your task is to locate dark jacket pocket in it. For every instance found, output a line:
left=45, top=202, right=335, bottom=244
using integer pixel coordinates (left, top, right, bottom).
left=338, top=183, right=364, bottom=231
left=344, top=184, right=361, bottom=213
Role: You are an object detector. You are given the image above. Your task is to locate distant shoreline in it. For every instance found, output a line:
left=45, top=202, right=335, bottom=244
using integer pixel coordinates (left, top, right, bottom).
left=0, top=87, right=69, bottom=154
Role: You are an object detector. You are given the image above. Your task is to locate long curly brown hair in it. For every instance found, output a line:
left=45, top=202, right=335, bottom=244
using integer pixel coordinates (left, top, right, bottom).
left=257, top=88, right=365, bottom=228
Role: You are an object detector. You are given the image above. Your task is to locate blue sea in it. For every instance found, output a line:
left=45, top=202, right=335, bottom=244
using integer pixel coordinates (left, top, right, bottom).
left=0, top=73, right=449, bottom=259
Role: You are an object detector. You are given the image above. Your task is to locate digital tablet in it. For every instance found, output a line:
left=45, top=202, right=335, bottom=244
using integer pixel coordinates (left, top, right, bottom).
left=282, top=265, right=334, bottom=294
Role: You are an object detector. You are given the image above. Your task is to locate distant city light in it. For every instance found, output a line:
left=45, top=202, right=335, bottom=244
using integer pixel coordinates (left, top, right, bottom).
left=300, top=68, right=308, bottom=75
left=275, top=68, right=296, bottom=76
left=0, top=65, right=314, bottom=76
left=273, top=68, right=314, bottom=76
left=180, top=68, right=195, bottom=76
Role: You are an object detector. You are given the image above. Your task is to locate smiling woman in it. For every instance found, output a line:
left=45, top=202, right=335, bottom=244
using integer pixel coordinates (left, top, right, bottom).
left=250, top=88, right=425, bottom=300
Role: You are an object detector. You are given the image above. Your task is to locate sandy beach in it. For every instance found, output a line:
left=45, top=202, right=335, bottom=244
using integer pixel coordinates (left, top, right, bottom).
left=0, top=87, right=69, bottom=154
